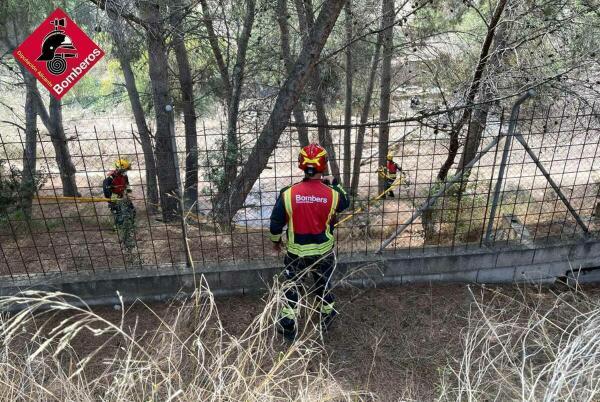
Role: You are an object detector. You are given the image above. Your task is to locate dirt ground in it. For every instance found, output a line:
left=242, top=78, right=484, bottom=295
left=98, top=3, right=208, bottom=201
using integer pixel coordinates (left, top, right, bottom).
left=56, top=283, right=574, bottom=401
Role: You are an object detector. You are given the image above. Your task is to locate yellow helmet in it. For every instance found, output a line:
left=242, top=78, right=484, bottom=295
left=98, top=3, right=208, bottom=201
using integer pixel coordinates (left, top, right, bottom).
left=115, top=158, right=131, bottom=170
left=386, top=152, right=394, bottom=161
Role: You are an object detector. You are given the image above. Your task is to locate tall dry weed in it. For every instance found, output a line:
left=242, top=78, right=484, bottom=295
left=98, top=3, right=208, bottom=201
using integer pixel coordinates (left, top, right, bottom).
left=438, top=282, right=600, bottom=401
left=0, top=276, right=370, bottom=401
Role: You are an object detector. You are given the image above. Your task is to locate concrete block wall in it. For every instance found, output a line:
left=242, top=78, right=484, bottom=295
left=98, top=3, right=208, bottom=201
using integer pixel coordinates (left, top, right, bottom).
left=1, top=240, right=599, bottom=309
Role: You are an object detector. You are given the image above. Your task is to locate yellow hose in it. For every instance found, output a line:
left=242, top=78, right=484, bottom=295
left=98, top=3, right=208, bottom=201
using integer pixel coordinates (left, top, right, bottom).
left=35, top=195, right=113, bottom=203
left=335, top=177, right=404, bottom=227
left=35, top=177, right=403, bottom=229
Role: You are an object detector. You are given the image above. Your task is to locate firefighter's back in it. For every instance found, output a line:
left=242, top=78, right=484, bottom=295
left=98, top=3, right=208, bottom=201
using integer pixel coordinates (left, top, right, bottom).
left=281, top=179, right=341, bottom=257
left=288, top=180, right=335, bottom=232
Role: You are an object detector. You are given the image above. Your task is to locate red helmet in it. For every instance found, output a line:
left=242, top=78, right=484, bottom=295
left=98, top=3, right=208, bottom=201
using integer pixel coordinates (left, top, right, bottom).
left=298, top=143, right=328, bottom=173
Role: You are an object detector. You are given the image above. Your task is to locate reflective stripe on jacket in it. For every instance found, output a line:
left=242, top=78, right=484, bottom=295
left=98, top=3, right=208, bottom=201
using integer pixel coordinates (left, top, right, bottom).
left=270, top=179, right=349, bottom=257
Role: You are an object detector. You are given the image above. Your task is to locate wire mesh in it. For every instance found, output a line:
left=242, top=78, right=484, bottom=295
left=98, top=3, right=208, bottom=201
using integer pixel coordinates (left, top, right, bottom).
left=0, top=101, right=598, bottom=280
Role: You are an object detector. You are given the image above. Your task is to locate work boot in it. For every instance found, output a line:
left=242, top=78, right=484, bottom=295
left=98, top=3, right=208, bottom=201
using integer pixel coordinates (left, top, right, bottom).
left=320, top=310, right=337, bottom=333
left=319, top=296, right=337, bottom=333
left=277, top=317, right=297, bottom=341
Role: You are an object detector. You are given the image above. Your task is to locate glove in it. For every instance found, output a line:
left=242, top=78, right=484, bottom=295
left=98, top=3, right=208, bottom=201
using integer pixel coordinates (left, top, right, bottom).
left=322, top=176, right=339, bottom=186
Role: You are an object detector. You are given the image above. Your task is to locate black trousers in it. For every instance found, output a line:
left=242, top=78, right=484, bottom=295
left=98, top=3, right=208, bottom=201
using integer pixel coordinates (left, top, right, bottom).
left=385, top=177, right=396, bottom=196
left=109, top=198, right=136, bottom=226
left=281, top=251, right=335, bottom=320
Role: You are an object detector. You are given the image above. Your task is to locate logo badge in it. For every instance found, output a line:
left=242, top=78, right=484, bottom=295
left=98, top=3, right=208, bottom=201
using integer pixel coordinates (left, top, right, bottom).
left=13, top=8, right=105, bottom=99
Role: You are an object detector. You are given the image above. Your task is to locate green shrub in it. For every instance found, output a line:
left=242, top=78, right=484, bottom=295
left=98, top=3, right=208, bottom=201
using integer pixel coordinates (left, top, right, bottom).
left=0, top=159, right=46, bottom=219
left=201, top=138, right=251, bottom=196
left=423, top=175, right=490, bottom=243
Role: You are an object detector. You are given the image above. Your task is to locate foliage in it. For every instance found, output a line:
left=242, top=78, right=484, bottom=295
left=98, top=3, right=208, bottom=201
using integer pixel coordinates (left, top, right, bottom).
left=66, top=58, right=125, bottom=110
left=411, top=0, right=470, bottom=36
left=201, top=138, right=252, bottom=196
left=0, top=161, right=21, bottom=216
left=0, top=159, right=46, bottom=218
left=1, top=0, right=598, bottom=115
left=168, top=36, right=221, bottom=117
left=423, top=175, right=490, bottom=243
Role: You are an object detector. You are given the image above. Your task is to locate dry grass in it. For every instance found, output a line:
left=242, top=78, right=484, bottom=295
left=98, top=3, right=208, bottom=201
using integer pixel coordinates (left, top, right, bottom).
left=438, top=281, right=600, bottom=401
left=0, top=276, right=371, bottom=401
left=1, top=278, right=600, bottom=401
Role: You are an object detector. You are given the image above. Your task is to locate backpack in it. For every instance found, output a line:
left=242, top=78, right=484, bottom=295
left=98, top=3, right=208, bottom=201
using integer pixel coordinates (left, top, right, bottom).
left=102, top=175, right=113, bottom=199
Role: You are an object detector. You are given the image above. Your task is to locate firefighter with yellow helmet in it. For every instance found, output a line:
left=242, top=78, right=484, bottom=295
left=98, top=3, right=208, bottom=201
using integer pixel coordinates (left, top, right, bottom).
left=270, top=143, right=350, bottom=340
left=103, top=158, right=135, bottom=226
left=380, top=151, right=402, bottom=198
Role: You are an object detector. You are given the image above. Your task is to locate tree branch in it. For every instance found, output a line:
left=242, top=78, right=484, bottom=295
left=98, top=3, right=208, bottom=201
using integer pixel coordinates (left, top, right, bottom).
left=0, top=120, right=26, bottom=131
left=88, top=0, right=149, bottom=29
left=199, top=0, right=232, bottom=98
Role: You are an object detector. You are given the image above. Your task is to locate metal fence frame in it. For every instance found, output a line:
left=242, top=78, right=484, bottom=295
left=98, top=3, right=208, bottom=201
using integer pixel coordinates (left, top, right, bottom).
left=0, top=96, right=599, bottom=281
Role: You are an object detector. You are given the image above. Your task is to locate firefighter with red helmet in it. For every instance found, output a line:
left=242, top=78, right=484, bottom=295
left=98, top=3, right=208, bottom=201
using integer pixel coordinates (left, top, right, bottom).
left=270, top=144, right=350, bottom=340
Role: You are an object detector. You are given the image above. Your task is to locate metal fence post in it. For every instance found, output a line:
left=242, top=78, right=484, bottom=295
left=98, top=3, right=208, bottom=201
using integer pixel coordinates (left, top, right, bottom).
left=513, top=132, right=590, bottom=236
left=484, top=90, right=535, bottom=245
left=378, top=134, right=503, bottom=253
left=167, top=104, right=193, bottom=268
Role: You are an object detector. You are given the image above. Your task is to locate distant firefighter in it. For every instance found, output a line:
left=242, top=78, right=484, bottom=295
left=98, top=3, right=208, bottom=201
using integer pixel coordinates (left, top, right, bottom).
left=103, top=158, right=136, bottom=227
left=379, top=152, right=402, bottom=198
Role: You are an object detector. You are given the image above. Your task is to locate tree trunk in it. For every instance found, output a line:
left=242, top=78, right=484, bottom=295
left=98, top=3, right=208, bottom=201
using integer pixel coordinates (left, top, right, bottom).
left=222, top=0, right=256, bottom=194
left=139, top=0, right=180, bottom=221
left=18, top=65, right=38, bottom=218
left=212, top=0, right=347, bottom=225
left=342, top=0, right=353, bottom=188
left=350, top=32, right=382, bottom=198
left=423, top=0, right=508, bottom=240
left=48, top=98, right=80, bottom=197
left=378, top=0, right=393, bottom=193
left=457, top=17, right=511, bottom=172
left=170, top=0, right=199, bottom=211
left=32, top=91, right=80, bottom=197
left=436, top=0, right=508, bottom=182
left=108, top=17, right=159, bottom=214
left=276, top=0, right=309, bottom=147
left=457, top=100, right=490, bottom=172
left=297, top=0, right=341, bottom=180
left=314, top=89, right=340, bottom=179
left=199, top=0, right=232, bottom=99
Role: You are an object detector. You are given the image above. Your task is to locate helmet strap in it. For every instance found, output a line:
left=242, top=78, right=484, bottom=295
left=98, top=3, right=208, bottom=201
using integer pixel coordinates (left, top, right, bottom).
left=304, top=167, right=317, bottom=177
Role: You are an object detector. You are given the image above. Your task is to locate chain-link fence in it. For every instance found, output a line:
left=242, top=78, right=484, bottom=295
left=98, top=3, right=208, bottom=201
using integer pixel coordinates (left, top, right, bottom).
left=0, top=100, right=599, bottom=279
